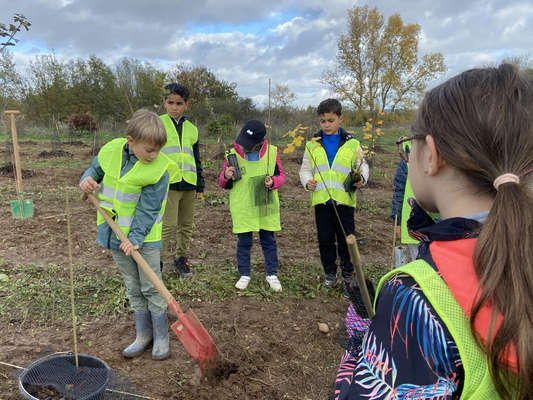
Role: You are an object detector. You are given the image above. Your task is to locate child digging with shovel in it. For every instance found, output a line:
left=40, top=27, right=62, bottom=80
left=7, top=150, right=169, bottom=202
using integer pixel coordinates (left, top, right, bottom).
left=79, top=109, right=178, bottom=360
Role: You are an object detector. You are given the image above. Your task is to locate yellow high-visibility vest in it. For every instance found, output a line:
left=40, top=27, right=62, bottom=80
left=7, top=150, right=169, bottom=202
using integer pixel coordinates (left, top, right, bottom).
left=228, top=146, right=281, bottom=233
left=97, top=138, right=177, bottom=242
left=160, top=114, right=198, bottom=185
left=305, top=138, right=361, bottom=207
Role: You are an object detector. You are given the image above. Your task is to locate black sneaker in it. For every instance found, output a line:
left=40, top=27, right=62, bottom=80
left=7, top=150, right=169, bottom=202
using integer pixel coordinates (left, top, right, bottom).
left=323, top=274, right=338, bottom=289
left=342, top=276, right=353, bottom=298
left=173, top=257, right=193, bottom=278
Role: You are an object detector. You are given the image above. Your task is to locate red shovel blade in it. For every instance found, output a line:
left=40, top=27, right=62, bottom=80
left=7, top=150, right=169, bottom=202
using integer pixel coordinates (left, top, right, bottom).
left=171, top=308, right=217, bottom=369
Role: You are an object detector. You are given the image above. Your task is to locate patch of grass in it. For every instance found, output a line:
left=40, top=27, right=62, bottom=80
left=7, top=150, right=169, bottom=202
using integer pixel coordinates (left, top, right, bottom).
left=357, top=198, right=391, bottom=216
left=363, top=261, right=391, bottom=288
left=201, top=158, right=218, bottom=170
left=23, top=158, right=89, bottom=170
left=0, top=263, right=128, bottom=323
left=1, top=126, right=119, bottom=144
left=0, top=257, right=348, bottom=324
left=201, top=192, right=227, bottom=206
left=0, top=185, right=83, bottom=204
left=280, top=198, right=309, bottom=209
left=164, top=259, right=344, bottom=303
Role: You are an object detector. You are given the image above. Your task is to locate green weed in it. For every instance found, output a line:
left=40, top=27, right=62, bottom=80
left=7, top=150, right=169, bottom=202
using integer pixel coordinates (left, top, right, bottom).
left=357, top=198, right=390, bottom=216
left=0, top=257, right=351, bottom=324
left=0, top=263, right=127, bottom=323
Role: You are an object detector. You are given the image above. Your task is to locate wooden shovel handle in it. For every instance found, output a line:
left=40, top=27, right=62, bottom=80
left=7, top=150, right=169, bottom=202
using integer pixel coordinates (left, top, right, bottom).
left=85, top=193, right=185, bottom=316
left=5, top=111, right=23, bottom=194
left=391, top=214, right=398, bottom=270
left=346, top=234, right=375, bottom=318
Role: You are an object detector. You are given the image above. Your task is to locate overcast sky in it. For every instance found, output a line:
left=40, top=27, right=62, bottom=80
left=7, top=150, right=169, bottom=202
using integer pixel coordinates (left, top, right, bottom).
left=2, top=0, right=532, bottom=108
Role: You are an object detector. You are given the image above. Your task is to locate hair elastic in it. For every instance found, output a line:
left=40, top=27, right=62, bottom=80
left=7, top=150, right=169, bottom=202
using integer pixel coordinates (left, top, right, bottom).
left=519, top=167, right=533, bottom=178
left=493, top=173, right=520, bottom=190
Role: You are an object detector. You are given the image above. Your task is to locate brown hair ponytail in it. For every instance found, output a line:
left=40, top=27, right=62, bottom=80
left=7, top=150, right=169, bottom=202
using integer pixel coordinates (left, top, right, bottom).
left=412, top=64, right=533, bottom=399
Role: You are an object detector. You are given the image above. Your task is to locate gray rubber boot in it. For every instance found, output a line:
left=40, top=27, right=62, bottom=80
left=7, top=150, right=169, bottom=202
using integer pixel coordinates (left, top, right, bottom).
left=151, top=311, right=170, bottom=360
left=122, top=310, right=153, bottom=358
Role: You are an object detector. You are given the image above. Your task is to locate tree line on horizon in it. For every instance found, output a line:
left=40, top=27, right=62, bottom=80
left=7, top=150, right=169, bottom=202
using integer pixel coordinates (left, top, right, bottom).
left=2, top=6, right=531, bottom=140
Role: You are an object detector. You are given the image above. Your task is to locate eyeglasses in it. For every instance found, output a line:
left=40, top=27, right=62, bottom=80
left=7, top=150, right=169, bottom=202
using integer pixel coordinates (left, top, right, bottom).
left=395, top=135, right=425, bottom=162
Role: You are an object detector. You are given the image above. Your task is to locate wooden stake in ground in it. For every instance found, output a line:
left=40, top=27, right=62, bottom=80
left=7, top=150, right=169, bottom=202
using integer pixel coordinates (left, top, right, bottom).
left=6, top=110, right=23, bottom=209
left=265, top=78, right=272, bottom=216
left=391, top=214, right=398, bottom=270
left=346, top=234, right=374, bottom=318
left=5, top=110, right=33, bottom=218
left=66, top=192, right=79, bottom=368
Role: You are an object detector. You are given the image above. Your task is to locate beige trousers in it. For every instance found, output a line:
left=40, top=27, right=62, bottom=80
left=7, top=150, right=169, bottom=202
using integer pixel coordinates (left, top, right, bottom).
left=161, top=190, right=196, bottom=260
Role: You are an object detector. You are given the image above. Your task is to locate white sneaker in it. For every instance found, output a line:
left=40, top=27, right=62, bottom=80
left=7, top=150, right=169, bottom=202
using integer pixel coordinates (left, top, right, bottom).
left=266, top=275, right=282, bottom=292
left=235, top=276, right=251, bottom=290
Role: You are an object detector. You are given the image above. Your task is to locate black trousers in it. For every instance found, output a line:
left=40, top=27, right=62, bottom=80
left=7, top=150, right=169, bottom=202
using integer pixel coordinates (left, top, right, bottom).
left=314, top=203, right=355, bottom=279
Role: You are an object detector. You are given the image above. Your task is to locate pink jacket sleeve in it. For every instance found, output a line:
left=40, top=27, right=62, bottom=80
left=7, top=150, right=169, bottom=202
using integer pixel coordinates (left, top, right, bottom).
left=270, top=149, right=285, bottom=190
left=218, top=158, right=229, bottom=188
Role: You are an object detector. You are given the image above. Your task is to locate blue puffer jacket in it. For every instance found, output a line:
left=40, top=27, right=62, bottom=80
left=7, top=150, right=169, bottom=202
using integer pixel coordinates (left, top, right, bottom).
left=390, top=160, right=407, bottom=224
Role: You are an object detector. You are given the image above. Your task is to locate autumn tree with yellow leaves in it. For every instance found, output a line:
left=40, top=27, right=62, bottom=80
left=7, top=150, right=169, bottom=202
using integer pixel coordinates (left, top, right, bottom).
left=322, top=5, right=446, bottom=114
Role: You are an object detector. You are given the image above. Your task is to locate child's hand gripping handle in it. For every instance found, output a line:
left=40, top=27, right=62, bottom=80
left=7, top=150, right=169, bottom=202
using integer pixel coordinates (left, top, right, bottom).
left=84, top=193, right=185, bottom=318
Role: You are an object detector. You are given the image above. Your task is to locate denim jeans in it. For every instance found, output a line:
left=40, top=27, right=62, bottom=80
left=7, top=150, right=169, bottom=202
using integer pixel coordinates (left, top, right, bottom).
left=236, top=230, right=278, bottom=276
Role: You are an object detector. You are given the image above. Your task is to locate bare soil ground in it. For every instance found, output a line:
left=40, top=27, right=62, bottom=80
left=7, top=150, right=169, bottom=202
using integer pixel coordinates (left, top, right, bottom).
left=0, top=140, right=395, bottom=399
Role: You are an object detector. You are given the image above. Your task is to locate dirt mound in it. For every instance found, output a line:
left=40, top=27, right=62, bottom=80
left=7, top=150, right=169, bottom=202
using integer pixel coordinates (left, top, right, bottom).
left=65, top=141, right=88, bottom=146
left=0, top=163, right=37, bottom=178
left=38, top=150, right=73, bottom=159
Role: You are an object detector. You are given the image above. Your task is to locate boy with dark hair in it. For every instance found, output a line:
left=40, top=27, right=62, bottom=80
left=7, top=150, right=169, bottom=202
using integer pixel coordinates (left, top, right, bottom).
left=317, top=98, right=342, bottom=116
left=160, top=82, right=205, bottom=277
left=299, top=98, right=368, bottom=295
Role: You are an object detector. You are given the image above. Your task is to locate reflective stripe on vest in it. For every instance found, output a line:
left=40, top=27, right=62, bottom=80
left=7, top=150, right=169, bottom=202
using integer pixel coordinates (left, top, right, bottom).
left=376, top=254, right=517, bottom=398
left=96, top=138, right=176, bottom=242
left=306, top=138, right=360, bottom=207
left=160, top=114, right=198, bottom=185
left=315, top=180, right=346, bottom=192
left=228, top=145, right=281, bottom=234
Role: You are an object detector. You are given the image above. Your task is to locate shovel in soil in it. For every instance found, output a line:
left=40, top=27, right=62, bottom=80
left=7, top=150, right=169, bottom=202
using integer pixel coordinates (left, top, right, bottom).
left=84, top=193, right=217, bottom=370
left=5, top=110, right=33, bottom=219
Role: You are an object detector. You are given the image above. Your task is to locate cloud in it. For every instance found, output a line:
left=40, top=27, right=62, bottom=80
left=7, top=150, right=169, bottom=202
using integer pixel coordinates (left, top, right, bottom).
left=2, top=0, right=533, bottom=108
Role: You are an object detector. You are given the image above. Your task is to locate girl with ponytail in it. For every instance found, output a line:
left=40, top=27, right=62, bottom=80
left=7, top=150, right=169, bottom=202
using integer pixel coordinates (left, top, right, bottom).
left=335, top=64, right=533, bottom=399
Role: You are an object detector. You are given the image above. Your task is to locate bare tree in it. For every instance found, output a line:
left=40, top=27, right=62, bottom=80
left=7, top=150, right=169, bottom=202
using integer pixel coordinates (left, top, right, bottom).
left=270, top=84, right=296, bottom=110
